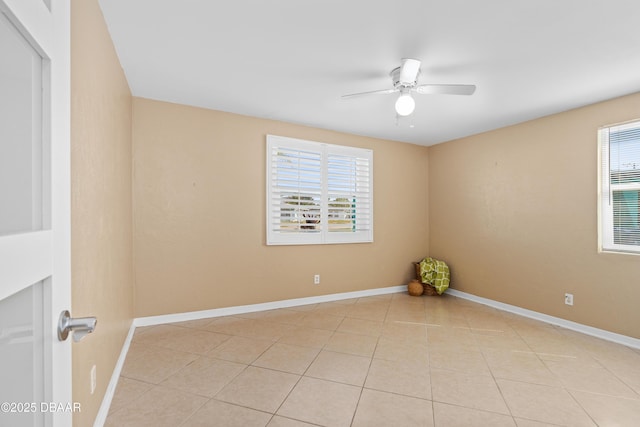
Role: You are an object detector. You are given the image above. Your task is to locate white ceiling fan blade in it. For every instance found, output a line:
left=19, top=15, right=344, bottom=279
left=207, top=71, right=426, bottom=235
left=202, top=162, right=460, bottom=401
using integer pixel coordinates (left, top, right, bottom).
left=341, top=88, right=398, bottom=99
left=415, top=84, right=476, bottom=95
left=398, top=58, right=421, bottom=84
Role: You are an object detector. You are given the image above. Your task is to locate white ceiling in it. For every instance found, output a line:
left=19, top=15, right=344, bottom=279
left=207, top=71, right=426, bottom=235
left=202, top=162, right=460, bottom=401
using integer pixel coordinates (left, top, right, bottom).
left=98, top=0, right=640, bottom=146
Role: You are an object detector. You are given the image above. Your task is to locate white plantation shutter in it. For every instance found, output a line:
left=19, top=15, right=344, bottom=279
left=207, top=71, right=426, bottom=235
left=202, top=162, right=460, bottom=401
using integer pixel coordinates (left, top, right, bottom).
left=267, top=138, right=323, bottom=245
left=326, top=146, right=373, bottom=243
left=599, top=120, right=640, bottom=253
left=267, top=135, right=373, bottom=245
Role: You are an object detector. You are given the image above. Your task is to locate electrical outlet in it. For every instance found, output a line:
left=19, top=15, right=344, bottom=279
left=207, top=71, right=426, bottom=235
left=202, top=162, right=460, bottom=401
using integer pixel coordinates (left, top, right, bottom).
left=90, top=365, right=96, bottom=394
left=314, top=274, right=320, bottom=285
left=564, top=293, right=574, bottom=306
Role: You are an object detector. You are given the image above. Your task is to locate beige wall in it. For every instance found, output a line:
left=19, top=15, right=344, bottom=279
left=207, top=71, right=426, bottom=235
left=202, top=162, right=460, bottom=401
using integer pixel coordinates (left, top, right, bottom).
left=70, top=0, right=134, bottom=425
left=429, top=92, right=640, bottom=339
left=133, top=98, right=429, bottom=317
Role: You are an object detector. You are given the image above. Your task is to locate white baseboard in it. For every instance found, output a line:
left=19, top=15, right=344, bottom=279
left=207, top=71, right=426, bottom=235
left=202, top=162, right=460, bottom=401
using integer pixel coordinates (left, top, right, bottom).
left=134, top=285, right=407, bottom=327
left=93, top=321, right=136, bottom=427
left=447, top=289, right=640, bottom=350
left=94, top=284, right=640, bottom=426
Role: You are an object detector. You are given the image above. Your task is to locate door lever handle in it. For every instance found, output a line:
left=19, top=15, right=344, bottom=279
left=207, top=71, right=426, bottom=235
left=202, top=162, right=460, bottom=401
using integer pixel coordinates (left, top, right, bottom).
left=57, top=310, right=97, bottom=342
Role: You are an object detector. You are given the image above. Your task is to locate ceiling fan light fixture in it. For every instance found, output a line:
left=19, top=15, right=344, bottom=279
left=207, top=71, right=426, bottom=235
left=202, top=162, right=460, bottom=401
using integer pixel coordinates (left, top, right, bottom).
left=395, top=93, right=415, bottom=116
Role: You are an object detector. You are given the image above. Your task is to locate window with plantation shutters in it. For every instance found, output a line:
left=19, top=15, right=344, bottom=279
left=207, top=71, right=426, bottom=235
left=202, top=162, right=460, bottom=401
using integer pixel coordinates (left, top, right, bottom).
left=266, top=135, right=373, bottom=245
left=599, top=120, right=640, bottom=254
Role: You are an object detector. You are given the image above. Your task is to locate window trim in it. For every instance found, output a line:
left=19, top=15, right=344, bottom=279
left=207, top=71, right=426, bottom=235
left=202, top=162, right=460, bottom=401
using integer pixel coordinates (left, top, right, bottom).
left=598, top=120, right=640, bottom=255
left=266, top=135, right=373, bottom=246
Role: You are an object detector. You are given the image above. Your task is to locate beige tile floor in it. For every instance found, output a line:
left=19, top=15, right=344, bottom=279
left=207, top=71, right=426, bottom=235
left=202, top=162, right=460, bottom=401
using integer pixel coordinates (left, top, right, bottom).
left=105, top=293, right=640, bottom=426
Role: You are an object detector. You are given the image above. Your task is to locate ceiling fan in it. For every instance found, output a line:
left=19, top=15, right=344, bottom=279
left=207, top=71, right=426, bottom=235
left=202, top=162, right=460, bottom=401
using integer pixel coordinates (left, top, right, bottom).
left=342, top=58, right=476, bottom=117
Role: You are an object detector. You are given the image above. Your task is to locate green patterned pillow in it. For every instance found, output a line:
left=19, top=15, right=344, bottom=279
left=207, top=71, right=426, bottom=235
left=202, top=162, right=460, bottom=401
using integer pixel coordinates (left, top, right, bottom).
left=419, top=257, right=450, bottom=295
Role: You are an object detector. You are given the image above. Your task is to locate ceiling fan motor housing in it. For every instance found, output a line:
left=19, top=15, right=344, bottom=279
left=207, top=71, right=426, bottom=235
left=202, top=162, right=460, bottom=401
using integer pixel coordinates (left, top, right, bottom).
left=390, top=66, right=419, bottom=89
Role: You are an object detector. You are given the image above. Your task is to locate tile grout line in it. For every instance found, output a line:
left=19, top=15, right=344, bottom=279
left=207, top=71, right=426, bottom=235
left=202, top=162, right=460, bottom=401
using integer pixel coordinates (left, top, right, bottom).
left=347, top=295, right=393, bottom=427
left=425, top=315, right=437, bottom=427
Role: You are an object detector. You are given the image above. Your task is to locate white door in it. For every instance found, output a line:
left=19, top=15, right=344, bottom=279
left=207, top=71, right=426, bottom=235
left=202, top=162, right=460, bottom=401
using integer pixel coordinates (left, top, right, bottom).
left=0, top=0, right=72, bottom=426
